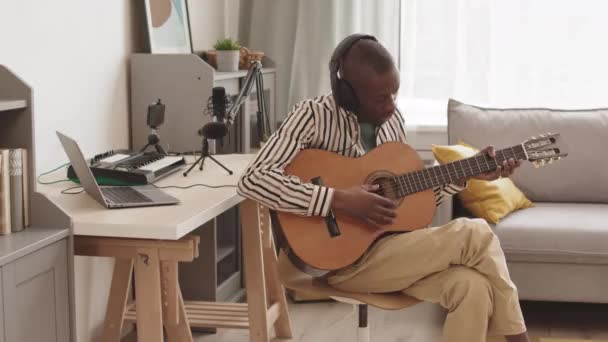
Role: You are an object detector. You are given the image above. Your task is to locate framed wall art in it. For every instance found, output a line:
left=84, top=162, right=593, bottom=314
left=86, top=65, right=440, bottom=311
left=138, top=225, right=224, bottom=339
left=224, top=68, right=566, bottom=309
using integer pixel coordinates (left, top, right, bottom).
left=144, top=0, right=192, bottom=53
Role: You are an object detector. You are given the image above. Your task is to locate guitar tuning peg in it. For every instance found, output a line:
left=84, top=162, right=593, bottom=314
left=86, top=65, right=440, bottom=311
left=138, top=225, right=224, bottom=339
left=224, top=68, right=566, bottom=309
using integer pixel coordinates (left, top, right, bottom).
left=548, top=159, right=554, bottom=164
left=533, top=161, right=541, bottom=168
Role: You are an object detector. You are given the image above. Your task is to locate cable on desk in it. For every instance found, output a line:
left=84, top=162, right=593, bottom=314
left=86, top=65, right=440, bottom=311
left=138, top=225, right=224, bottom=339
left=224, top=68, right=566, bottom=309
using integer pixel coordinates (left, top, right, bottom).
left=61, top=185, right=84, bottom=194
left=37, top=162, right=72, bottom=185
left=58, top=182, right=235, bottom=195
left=40, top=179, right=72, bottom=185
left=151, top=183, right=236, bottom=190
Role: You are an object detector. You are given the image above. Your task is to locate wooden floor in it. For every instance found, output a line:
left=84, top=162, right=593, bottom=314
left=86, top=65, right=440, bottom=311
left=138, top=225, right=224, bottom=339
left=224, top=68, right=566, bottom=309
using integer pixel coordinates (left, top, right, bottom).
left=124, top=300, right=608, bottom=342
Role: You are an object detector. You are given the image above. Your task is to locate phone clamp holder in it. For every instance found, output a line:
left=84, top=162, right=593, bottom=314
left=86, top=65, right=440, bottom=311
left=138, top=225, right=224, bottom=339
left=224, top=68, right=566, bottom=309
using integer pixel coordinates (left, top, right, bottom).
left=141, top=99, right=167, bottom=155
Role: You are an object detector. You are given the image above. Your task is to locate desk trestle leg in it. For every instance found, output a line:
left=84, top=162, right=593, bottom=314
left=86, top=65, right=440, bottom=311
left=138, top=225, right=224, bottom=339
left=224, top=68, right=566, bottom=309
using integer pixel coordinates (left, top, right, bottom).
left=134, top=247, right=164, bottom=342
left=161, top=261, right=193, bottom=341
left=102, top=259, right=134, bottom=342
left=240, top=200, right=293, bottom=342
left=75, top=235, right=199, bottom=342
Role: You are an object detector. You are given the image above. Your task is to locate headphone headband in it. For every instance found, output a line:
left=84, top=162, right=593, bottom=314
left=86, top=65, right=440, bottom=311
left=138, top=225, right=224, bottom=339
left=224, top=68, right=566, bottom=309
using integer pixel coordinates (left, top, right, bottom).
left=329, top=34, right=378, bottom=74
left=329, top=33, right=378, bottom=113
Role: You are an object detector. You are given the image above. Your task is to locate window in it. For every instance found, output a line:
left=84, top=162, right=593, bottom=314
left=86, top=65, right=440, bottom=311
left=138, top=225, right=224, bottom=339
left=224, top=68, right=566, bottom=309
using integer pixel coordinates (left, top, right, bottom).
left=398, top=0, right=608, bottom=126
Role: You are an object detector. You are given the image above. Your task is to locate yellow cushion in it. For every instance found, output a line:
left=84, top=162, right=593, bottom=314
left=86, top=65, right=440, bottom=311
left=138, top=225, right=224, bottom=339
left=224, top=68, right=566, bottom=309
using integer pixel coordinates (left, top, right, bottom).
left=431, top=142, right=533, bottom=224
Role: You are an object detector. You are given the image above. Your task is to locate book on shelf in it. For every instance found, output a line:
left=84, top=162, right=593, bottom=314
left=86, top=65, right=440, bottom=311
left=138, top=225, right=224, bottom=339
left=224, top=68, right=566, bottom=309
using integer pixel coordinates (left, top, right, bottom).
left=0, top=148, right=29, bottom=234
left=0, top=151, right=10, bottom=234
left=22, top=149, right=29, bottom=228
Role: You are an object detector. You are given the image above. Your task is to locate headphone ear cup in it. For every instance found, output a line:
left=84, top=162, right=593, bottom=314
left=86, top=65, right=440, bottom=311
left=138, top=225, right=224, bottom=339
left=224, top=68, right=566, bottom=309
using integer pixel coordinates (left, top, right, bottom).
left=330, top=65, right=353, bottom=112
left=336, top=78, right=359, bottom=112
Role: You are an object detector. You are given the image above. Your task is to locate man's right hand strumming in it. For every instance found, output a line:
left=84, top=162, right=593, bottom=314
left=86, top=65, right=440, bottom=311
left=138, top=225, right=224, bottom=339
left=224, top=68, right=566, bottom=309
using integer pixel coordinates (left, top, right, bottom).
left=332, top=184, right=397, bottom=227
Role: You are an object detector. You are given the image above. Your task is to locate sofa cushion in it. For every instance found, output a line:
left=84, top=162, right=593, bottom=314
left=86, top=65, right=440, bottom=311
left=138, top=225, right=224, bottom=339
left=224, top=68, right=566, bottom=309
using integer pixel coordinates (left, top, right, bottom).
left=448, top=99, right=608, bottom=203
left=432, top=142, right=533, bottom=224
left=493, top=202, right=608, bottom=264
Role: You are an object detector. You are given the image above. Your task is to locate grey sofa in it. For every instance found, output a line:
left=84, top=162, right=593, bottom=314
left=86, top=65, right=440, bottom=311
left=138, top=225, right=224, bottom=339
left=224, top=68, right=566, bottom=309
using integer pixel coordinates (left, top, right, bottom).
left=434, top=99, right=608, bottom=303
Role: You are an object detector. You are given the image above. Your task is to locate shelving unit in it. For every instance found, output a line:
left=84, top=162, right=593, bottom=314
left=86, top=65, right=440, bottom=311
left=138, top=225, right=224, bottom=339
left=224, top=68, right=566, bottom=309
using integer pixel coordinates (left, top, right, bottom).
left=0, top=99, right=27, bottom=111
left=217, top=245, right=235, bottom=261
left=130, top=53, right=277, bottom=154
left=130, top=53, right=277, bottom=319
left=0, top=65, right=74, bottom=342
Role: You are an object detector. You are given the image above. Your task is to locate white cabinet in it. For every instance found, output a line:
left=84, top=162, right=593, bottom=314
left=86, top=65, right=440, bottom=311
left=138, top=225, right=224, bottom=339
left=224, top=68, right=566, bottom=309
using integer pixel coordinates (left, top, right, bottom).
left=2, top=239, right=70, bottom=342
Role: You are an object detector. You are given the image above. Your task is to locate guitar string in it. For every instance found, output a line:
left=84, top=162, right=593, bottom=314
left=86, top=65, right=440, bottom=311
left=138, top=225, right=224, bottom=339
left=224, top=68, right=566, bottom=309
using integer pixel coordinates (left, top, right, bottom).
left=375, top=148, right=526, bottom=198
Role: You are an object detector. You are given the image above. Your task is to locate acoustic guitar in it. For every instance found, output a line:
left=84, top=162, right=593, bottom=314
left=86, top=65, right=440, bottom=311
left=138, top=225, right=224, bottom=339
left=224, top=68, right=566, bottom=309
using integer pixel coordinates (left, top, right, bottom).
left=272, top=133, right=568, bottom=274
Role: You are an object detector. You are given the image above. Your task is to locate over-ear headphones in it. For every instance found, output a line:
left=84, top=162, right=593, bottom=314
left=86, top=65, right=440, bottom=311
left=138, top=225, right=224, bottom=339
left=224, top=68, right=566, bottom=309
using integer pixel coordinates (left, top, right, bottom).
left=329, top=33, right=378, bottom=113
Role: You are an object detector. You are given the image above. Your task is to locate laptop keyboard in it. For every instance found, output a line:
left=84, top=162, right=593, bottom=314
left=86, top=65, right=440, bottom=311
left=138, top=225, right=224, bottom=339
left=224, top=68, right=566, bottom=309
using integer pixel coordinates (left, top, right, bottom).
left=102, top=187, right=153, bottom=204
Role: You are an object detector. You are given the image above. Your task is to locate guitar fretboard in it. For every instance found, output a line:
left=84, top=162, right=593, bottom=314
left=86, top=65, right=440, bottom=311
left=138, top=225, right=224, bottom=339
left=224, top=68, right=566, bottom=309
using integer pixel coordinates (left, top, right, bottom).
left=391, top=144, right=527, bottom=197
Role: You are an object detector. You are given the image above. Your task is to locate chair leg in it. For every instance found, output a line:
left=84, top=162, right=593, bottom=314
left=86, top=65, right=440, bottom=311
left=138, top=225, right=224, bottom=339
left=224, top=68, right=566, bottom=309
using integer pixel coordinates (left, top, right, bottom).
left=357, top=304, right=370, bottom=342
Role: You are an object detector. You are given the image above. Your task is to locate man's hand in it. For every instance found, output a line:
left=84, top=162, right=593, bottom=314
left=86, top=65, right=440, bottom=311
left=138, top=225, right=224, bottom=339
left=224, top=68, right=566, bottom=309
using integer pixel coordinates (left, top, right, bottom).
left=473, top=146, right=522, bottom=181
left=332, top=184, right=396, bottom=227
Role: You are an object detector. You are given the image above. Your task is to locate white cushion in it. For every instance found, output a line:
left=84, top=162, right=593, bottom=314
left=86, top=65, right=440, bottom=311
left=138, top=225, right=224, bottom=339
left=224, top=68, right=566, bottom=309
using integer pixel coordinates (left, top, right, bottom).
left=448, top=99, right=608, bottom=203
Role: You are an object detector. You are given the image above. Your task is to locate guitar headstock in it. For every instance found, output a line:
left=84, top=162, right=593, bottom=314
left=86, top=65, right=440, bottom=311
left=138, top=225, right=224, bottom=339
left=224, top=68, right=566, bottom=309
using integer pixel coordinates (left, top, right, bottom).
left=522, top=133, right=568, bottom=168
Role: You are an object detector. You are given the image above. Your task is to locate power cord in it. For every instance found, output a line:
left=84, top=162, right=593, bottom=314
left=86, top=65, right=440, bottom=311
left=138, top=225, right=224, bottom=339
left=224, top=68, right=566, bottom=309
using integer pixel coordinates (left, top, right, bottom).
left=151, top=183, right=236, bottom=190
left=58, top=182, right=236, bottom=195
left=61, top=185, right=84, bottom=195
left=37, top=162, right=72, bottom=185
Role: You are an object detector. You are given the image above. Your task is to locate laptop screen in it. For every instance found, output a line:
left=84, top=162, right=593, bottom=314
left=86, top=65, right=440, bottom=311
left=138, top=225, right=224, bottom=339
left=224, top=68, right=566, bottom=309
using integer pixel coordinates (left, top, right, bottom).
left=56, top=131, right=107, bottom=207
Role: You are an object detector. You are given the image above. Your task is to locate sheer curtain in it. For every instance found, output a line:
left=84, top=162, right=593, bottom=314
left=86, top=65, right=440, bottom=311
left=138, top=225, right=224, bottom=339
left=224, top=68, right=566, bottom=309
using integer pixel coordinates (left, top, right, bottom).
left=240, top=0, right=400, bottom=121
left=400, top=0, right=608, bottom=122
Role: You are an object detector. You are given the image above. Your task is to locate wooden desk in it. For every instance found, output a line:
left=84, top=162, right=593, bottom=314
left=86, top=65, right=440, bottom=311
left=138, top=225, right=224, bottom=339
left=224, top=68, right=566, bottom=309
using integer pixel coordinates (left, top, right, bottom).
left=38, top=154, right=292, bottom=342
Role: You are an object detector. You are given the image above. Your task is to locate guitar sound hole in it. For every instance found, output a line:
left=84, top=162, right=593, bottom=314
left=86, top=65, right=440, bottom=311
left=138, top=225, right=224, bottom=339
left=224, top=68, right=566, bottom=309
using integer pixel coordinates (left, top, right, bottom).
left=372, top=178, right=398, bottom=200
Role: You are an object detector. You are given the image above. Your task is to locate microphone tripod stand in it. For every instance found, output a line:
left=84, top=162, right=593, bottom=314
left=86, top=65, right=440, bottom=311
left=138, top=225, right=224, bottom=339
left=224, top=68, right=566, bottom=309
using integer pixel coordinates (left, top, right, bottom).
left=183, top=137, right=233, bottom=177
left=140, top=130, right=166, bottom=155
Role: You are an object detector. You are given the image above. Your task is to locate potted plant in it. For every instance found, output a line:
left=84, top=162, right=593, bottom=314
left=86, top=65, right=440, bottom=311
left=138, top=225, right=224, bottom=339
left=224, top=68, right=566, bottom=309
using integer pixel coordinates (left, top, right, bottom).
left=213, top=38, right=241, bottom=72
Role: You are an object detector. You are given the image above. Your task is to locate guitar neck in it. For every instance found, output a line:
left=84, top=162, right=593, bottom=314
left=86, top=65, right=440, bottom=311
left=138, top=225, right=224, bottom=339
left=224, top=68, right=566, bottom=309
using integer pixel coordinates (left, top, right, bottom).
left=393, top=144, right=528, bottom=197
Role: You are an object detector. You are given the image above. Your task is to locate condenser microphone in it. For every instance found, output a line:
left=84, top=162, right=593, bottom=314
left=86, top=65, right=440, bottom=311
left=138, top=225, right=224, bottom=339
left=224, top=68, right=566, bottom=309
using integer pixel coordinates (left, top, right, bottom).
left=207, top=86, right=231, bottom=123
left=200, top=86, right=232, bottom=143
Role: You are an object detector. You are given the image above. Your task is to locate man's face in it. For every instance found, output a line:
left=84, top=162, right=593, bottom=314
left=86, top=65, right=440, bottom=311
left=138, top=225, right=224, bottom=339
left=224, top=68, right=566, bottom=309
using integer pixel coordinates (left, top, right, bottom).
left=351, top=67, right=400, bottom=125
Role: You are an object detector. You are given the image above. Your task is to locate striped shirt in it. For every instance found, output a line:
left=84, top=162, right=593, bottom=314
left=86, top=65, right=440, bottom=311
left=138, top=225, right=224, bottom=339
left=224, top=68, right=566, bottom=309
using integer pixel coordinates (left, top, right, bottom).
left=237, top=94, right=464, bottom=217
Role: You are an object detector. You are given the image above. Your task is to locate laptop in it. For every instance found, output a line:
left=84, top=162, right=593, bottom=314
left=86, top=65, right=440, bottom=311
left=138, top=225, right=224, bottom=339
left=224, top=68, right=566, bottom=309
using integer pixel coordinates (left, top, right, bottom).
left=57, top=131, right=180, bottom=208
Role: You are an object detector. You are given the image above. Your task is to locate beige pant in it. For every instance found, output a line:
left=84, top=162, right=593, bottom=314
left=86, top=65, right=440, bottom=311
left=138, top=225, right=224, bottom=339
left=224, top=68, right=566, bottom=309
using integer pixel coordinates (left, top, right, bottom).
left=327, top=217, right=527, bottom=342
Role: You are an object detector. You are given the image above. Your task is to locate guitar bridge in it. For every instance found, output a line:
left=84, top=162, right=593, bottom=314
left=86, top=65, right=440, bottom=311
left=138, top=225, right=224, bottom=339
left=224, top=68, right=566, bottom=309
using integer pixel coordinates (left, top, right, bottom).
left=311, top=176, right=341, bottom=237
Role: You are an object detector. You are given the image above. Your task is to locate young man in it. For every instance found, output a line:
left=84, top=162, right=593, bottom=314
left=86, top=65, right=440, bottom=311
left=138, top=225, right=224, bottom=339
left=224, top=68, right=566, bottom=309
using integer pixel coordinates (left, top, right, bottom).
left=237, top=34, right=528, bottom=342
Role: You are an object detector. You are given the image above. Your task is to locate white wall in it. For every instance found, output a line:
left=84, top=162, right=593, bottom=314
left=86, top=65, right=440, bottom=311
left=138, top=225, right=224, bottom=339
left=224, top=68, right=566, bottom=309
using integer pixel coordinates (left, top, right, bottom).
left=1, top=1, right=237, bottom=341
left=1, top=1, right=138, bottom=342
left=188, top=0, right=241, bottom=52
